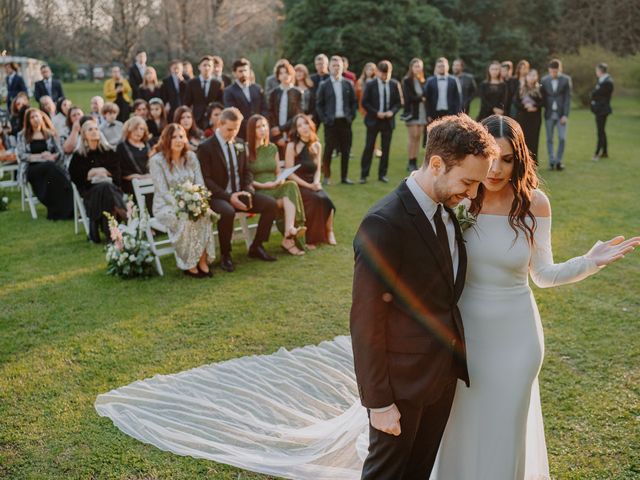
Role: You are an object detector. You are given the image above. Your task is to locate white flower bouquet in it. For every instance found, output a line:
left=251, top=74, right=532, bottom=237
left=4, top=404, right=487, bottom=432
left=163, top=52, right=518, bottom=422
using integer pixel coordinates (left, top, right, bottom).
left=171, top=180, right=216, bottom=222
left=0, top=195, right=9, bottom=212
left=104, top=199, right=155, bottom=278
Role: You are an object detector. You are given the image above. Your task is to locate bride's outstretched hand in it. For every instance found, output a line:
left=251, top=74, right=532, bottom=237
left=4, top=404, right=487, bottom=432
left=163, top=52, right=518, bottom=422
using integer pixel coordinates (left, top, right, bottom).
left=585, top=236, right=640, bottom=266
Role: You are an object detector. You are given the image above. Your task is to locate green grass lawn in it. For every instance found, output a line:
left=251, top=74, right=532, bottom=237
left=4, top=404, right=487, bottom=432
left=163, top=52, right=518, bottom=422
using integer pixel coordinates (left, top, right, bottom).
left=1, top=84, right=639, bottom=479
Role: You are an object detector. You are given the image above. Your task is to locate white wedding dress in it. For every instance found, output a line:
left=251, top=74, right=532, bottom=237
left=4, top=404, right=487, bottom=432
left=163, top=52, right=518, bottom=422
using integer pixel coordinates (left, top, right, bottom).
left=96, top=211, right=600, bottom=480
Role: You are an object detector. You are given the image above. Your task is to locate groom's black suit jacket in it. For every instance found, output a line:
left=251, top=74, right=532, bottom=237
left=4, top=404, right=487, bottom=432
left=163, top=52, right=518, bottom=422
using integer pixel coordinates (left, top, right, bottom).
left=350, top=181, right=469, bottom=409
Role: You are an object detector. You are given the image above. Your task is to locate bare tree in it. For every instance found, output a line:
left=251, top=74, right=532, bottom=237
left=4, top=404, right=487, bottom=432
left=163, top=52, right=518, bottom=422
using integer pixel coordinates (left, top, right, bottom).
left=0, top=0, right=26, bottom=53
left=103, top=0, right=151, bottom=65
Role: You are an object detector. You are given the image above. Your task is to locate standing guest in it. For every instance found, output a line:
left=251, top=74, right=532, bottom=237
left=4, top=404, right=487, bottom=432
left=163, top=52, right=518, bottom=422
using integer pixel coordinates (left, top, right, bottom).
left=197, top=107, right=278, bottom=271
left=286, top=113, right=336, bottom=248
left=268, top=62, right=303, bottom=157
left=294, top=64, right=315, bottom=116
left=424, top=57, right=461, bottom=123
left=212, top=56, right=232, bottom=88
left=310, top=54, right=330, bottom=126
left=182, top=61, right=194, bottom=81
left=116, top=116, right=151, bottom=195
left=89, top=96, right=105, bottom=125
left=246, top=114, right=307, bottom=255
left=223, top=58, right=267, bottom=140
left=104, top=66, right=132, bottom=122
left=62, top=106, right=85, bottom=155
left=150, top=123, right=217, bottom=278
left=342, top=57, right=357, bottom=83
left=316, top=55, right=357, bottom=185
left=264, top=59, right=290, bottom=102
left=174, top=106, right=204, bottom=151
left=132, top=99, right=149, bottom=119
left=402, top=58, right=427, bottom=172
left=452, top=58, right=477, bottom=114
left=34, top=64, right=65, bottom=103
left=477, top=61, right=508, bottom=121
left=146, top=97, right=167, bottom=144
left=39, top=96, right=56, bottom=120
left=360, top=60, right=402, bottom=184
left=515, top=60, right=530, bottom=87
left=16, top=108, right=73, bottom=220
left=4, top=62, right=27, bottom=109
left=100, top=102, right=124, bottom=147
left=9, top=92, right=29, bottom=136
left=139, top=66, right=162, bottom=102
left=184, top=56, right=224, bottom=129
left=356, top=63, right=377, bottom=116
left=590, top=63, right=613, bottom=161
left=69, top=119, right=126, bottom=243
left=500, top=60, right=519, bottom=117
left=0, top=129, right=17, bottom=163
left=52, top=97, right=71, bottom=135
left=513, top=69, right=544, bottom=160
left=128, top=50, right=147, bottom=100
left=160, top=60, right=187, bottom=122
left=203, top=102, right=224, bottom=138
left=541, top=58, right=572, bottom=171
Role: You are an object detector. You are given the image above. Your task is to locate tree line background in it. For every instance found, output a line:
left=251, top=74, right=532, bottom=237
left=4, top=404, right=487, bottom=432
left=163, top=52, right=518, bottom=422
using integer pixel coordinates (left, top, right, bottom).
left=1, top=0, right=639, bottom=103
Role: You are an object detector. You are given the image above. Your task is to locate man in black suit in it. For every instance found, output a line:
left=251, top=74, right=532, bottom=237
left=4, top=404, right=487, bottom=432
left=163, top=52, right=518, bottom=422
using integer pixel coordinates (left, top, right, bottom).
left=223, top=58, right=267, bottom=140
left=212, top=56, right=232, bottom=88
left=268, top=62, right=303, bottom=155
left=310, top=54, right=330, bottom=126
left=128, top=50, right=147, bottom=100
left=351, top=114, right=497, bottom=480
left=184, top=56, right=224, bottom=129
left=160, top=59, right=187, bottom=122
left=424, top=57, right=461, bottom=123
left=360, top=60, right=402, bottom=184
left=34, top=64, right=64, bottom=103
left=500, top=60, right=519, bottom=117
left=316, top=55, right=357, bottom=185
left=197, top=107, right=278, bottom=272
left=590, top=62, right=614, bottom=161
left=4, top=62, right=27, bottom=109
left=452, top=58, right=476, bottom=114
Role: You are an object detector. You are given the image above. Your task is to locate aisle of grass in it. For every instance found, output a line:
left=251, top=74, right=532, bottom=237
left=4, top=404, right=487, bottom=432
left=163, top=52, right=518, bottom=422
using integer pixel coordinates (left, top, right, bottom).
left=1, top=87, right=638, bottom=479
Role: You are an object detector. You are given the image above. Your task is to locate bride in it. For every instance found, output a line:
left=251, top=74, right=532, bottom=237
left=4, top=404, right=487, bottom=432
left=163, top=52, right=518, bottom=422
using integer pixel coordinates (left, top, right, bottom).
left=95, top=116, right=638, bottom=480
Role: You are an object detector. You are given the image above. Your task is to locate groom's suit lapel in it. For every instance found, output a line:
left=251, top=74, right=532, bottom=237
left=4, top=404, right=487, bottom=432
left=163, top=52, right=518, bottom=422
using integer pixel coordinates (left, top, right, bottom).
left=397, top=182, right=454, bottom=294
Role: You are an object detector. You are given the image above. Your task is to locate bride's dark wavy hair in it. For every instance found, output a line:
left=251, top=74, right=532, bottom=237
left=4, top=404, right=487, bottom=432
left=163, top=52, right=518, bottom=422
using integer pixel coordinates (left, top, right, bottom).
left=470, top=115, right=540, bottom=244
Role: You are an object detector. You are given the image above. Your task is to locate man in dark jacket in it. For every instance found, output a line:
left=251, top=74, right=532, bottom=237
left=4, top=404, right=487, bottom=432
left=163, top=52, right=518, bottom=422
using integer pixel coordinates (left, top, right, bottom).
left=590, top=62, right=614, bottom=161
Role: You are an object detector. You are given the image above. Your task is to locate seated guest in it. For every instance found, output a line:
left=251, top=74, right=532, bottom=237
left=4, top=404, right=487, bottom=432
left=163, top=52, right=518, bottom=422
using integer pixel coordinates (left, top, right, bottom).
left=16, top=108, right=73, bottom=220
left=513, top=69, right=544, bottom=161
left=150, top=124, right=217, bottom=277
left=268, top=61, right=302, bottom=157
left=104, top=66, right=132, bottom=122
left=160, top=59, right=187, bottom=122
left=34, top=64, right=65, bottom=103
left=99, top=102, right=124, bottom=147
left=9, top=92, right=29, bottom=136
left=212, top=55, right=232, bottom=88
left=246, top=114, right=306, bottom=256
left=184, top=55, right=224, bottom=129
left=62, top=106, right=85, bottom=155
left=223, top=58, right=267, bottom=139
left=139, top=67, right=163, bottom=102
left=90, top=96, right=105, bottom=126
left=174, top=106, right=203, bottom=150
left=285, top=114, right=336, bottom=248
left=52, top=97, right=72, bottom=135
left=197, top=107, right=278, bottom=272
left=116, top=116, right=151, bottom=195
left=69, top=119, right=126, bottom=243
left=203, top=101, right=223, bottom=138
left=132, top=99, right=149, bottom=119
left=146, top=97, right=167, bottom=144
left=39, top=95, right=57, bottom=120
left=477, top=61, right=508, bottom=121
left=294, top=64, right=315, bottom=116
left=0, top=130, right=17, bottom=164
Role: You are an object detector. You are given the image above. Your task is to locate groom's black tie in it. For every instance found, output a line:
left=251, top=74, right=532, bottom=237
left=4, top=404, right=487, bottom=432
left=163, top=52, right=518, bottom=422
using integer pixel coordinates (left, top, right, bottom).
left=434, top=204, right=453, bottom=279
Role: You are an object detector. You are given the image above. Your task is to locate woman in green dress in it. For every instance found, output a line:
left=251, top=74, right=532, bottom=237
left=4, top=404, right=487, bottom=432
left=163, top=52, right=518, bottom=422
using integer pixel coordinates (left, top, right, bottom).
left=247, top=114, right=307, bottom=256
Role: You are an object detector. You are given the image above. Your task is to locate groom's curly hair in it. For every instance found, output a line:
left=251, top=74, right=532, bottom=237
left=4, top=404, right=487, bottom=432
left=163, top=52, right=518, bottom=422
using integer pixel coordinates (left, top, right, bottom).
left=424, top=114, right=498, bottom=172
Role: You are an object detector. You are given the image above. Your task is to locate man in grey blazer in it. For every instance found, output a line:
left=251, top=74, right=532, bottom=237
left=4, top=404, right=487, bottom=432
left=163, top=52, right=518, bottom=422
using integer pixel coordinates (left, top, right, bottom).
left=541, top=59, right=572, bottom=170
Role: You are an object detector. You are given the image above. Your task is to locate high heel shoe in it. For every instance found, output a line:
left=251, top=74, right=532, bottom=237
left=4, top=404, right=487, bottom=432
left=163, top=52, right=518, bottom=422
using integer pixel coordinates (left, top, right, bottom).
left=281, top=236, right=305, bottom=256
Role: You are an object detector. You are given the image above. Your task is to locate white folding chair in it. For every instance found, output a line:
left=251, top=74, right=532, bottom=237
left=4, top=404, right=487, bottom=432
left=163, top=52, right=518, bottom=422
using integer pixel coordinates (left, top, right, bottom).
left=71, top=182, right=90, bottom=236
left=132, top=177, right=175, bottom=276
left=0, top=161, right=19, bottom=189
left=17, top=159, right=39, bottom=219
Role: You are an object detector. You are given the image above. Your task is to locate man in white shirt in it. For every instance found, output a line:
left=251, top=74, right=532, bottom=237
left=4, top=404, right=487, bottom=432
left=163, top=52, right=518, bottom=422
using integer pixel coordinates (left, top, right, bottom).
left=223, top=58, right=267, bottom=140
left=424, top=57, right=461, bottom=122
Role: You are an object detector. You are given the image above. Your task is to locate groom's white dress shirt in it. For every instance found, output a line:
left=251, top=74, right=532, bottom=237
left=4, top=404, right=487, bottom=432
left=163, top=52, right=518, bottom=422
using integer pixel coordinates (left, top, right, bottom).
left=371, top=175, right=459, bottom=413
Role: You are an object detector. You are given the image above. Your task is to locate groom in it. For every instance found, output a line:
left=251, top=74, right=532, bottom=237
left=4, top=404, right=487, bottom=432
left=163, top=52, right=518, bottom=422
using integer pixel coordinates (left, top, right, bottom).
left=351, top=114, right=497, bottom=479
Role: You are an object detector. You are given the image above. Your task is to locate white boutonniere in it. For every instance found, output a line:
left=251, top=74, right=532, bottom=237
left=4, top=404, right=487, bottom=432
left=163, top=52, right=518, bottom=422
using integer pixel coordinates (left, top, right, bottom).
left=453, top=203, right=477, bottom=233
left=234, top=142, right=245, bottom=153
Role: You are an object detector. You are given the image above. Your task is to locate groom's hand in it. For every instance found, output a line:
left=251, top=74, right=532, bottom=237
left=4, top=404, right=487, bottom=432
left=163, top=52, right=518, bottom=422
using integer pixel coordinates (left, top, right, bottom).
left=370, top=404, right=401, bottom=436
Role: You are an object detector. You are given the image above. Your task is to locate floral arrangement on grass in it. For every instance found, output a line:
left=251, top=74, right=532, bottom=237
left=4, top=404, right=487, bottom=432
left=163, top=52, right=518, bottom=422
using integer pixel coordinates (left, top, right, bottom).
left=0, top=194, right=9, bottom=212
left=171, top=180, right=214, bottom=222
left=104, top=199, right=155, bottom=278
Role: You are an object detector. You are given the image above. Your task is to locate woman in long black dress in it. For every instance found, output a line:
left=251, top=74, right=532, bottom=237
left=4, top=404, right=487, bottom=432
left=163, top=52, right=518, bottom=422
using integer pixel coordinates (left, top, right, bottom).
left=16, top=108, right=73, bottom=220
left=116, top=116, right=151, bottom=195
left=477, top=61, right=508, bottom=121
left=513, top=69, right=544, bottom=161
left=285, top=113, right=336, bottom=248
left=69, top=119, right=126, bottom=243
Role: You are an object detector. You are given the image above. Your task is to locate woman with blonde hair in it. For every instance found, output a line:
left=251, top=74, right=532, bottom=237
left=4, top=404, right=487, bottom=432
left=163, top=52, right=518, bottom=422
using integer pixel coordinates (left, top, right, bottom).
left=356, top=62, right=376, bottom=116
left=139, top=66, right=162, bottom=102
left=116, top=116, right=151, bottom=195
left=294, top=64, right=315, bottom=116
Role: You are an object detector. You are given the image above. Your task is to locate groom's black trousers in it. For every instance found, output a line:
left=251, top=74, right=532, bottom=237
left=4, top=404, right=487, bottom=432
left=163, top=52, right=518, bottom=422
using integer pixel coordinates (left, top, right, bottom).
left=361, top=381, right=456, bottom=480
